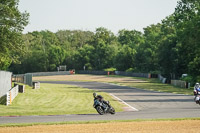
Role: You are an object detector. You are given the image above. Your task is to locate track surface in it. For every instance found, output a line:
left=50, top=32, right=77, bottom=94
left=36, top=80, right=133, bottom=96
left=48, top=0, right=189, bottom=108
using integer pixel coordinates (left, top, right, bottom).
left=0, top=81, right=199, bottom=124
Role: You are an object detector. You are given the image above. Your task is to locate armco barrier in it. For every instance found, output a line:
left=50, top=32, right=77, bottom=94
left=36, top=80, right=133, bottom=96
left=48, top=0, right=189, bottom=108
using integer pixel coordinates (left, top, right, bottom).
left=0, top=71, right=12, bottom=98
left=77, top=70, right=150, bottom=78
left=115, top=71, right=149, bottom=78
left=78, top=70, right=107, bottom=75
left=31, top=71, right=70, bottom=76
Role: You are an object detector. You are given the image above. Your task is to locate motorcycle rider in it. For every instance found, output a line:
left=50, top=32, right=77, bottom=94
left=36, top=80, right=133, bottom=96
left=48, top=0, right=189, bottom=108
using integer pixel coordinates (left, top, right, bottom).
left=194, top=83, right=200, bottom=103
left=93, top=92, right=110, bottom=108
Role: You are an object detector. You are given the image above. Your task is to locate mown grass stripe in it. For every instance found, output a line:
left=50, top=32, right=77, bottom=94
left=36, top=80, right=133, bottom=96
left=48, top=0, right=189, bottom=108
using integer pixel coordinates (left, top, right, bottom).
left=0, top=83, right=124, bottom=116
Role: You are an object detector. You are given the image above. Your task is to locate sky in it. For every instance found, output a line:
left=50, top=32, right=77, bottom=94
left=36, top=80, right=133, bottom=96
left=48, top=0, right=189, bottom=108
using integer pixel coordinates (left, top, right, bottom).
left=18, top=0, right=179, bottom=34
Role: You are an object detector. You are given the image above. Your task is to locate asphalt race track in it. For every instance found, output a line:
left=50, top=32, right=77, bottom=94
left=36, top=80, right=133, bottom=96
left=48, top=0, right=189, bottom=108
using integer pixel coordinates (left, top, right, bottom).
left=1, top=81, right=199, bottom=124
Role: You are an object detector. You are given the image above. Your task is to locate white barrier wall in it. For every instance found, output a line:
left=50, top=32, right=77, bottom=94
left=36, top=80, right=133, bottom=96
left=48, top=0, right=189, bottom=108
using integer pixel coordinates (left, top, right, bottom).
left=6, top=85, right=19, bottom=105
left=0, top=71, right=12, bottom=98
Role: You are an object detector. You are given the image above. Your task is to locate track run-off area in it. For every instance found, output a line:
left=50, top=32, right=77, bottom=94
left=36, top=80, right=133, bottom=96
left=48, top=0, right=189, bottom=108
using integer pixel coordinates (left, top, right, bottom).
left=0, top=74, right=200, bottom=124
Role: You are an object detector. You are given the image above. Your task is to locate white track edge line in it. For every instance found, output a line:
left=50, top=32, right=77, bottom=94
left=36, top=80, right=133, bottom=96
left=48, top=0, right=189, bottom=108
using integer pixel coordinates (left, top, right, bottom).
left=109, top=93, right=139, bottom=111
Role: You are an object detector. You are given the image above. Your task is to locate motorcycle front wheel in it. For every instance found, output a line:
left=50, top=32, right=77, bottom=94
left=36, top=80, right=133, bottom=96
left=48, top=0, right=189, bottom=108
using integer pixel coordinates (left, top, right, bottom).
left=96, top=106, right=104, bottom=115
left=110, top=107, right=115, bottom=115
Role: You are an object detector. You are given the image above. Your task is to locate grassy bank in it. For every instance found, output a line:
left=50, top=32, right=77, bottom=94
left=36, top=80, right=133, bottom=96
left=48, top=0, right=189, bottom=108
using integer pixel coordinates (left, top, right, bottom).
left=0, top=83, right=124, bottom=116
left=1, top=118, right=200, bottom=127
left=115, top=76, right=193, bottom=95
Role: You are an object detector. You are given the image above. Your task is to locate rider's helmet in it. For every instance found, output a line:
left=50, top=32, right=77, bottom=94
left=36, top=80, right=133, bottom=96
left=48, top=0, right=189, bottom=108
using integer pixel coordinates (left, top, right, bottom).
left=93, top=92, right=97, bottom=98
left=196, top=83, right=199, bottom=87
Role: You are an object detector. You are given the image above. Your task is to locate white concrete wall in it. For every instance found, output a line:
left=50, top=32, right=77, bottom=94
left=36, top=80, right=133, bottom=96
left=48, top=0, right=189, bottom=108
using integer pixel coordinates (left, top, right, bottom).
left=0, top=71, right=12, bottom=98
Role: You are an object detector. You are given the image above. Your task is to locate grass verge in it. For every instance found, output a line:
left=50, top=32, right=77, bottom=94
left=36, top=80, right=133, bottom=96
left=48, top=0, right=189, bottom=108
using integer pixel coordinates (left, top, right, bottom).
left=114, top=76, right=193, bottom=95
left=0, top=83, right=124, bottom=116
left=1, top=117, right=200, bottom=127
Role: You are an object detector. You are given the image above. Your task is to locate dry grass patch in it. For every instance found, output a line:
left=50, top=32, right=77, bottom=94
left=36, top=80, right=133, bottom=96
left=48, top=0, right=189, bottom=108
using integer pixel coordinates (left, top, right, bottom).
left=33, top=74, right=147, bottom=83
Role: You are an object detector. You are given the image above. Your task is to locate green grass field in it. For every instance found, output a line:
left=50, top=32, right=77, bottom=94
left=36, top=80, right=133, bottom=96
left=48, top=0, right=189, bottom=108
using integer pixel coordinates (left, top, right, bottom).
left=0, top=83, right=124, bottom=116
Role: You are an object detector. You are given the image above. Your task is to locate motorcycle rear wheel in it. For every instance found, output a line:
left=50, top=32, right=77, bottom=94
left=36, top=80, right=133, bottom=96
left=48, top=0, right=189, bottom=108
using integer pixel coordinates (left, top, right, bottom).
left=96, top=106, right=104, bottom=115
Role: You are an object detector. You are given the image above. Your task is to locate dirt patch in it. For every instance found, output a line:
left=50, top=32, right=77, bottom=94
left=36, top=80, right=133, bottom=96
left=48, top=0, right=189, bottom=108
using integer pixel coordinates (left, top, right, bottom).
left=33, top=74, right=147, bottom=83
left=1, top=120, right=199, bottom=133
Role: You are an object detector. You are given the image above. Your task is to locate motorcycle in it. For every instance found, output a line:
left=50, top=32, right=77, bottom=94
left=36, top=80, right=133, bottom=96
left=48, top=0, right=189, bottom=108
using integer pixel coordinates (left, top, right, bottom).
left=194, top=90, right=200, bottom=104
left=93, top=99, right=115, bottom=115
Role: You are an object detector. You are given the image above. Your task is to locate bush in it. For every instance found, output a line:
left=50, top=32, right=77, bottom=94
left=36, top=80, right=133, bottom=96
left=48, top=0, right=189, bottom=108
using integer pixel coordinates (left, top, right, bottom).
left=181, top=75, right=196, bottom=86
left=125, top=68, right=134, bottom=72
left=0, top=95, right=6, bottom=105
left=149, top=71, right=160, bottom=74
left=104, top=67, right=116, bottom=71
left=196, top=76, right=200, bottom=83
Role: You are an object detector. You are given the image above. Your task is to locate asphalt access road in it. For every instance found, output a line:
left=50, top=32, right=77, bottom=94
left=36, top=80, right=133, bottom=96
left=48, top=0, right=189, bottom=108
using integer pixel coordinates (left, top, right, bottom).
left=0, top=81, right=199, bottom=124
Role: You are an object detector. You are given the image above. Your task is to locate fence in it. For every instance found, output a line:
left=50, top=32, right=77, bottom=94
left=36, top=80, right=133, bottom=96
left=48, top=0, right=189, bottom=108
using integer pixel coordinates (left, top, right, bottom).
left=6, top=85, right=19, bottom=105
left=13, top=74, right=32, bottom=86
left=57, top=65, right=66, bottom=71
left=171, top=80, right=187, bottom=88
left=24, top=73, right=32, bottom=86
left=12, top=74, right=24, bottom=84
left=13, top=71, right=71, bottom=87
left=0, top=71, right=12, bottom=98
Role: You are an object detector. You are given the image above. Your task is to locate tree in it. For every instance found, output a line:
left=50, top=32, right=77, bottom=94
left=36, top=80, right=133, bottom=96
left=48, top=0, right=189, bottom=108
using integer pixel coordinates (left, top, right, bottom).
left=47, top=45, right=66, bottom=71
left=158, top=16, right=178, bottom=79
left=0, top=0, right=29, bottom=70
left=89, top=27, right=117, bottom=70
left=118, top=29, right=144, bottom=48
left=114, top=45, right=136, bottom=71
left=134, top=24, right=161, bottom=72
left=173, top=0, right=200, bottom=79
left=74, top=44, right=95, bottom=70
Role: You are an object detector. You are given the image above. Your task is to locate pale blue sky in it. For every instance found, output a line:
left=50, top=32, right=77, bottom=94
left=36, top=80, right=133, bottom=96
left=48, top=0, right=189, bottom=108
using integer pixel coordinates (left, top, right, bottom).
left=19, top=0, right=179, bottom=34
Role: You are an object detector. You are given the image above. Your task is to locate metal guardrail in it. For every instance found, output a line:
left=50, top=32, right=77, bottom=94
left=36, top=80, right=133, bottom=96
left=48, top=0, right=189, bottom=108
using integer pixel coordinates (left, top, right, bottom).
left=31, top=71, right=70, bottom=76
left=115, top=71, right=149, bottom=78
left=78, top=70, right=150, bottom=78
left=78, top=70, right=107, bottom=75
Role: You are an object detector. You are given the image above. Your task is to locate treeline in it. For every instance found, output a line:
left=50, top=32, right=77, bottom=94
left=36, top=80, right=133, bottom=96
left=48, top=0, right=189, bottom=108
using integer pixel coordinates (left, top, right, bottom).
left=1, top=0, right=200, bottom=84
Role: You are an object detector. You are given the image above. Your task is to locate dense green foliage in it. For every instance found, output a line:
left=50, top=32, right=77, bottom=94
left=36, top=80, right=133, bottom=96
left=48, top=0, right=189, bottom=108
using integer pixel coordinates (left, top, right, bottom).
left=1, top=0, right=200, bottom=83
left=0, top=0, right=29, bottom=70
